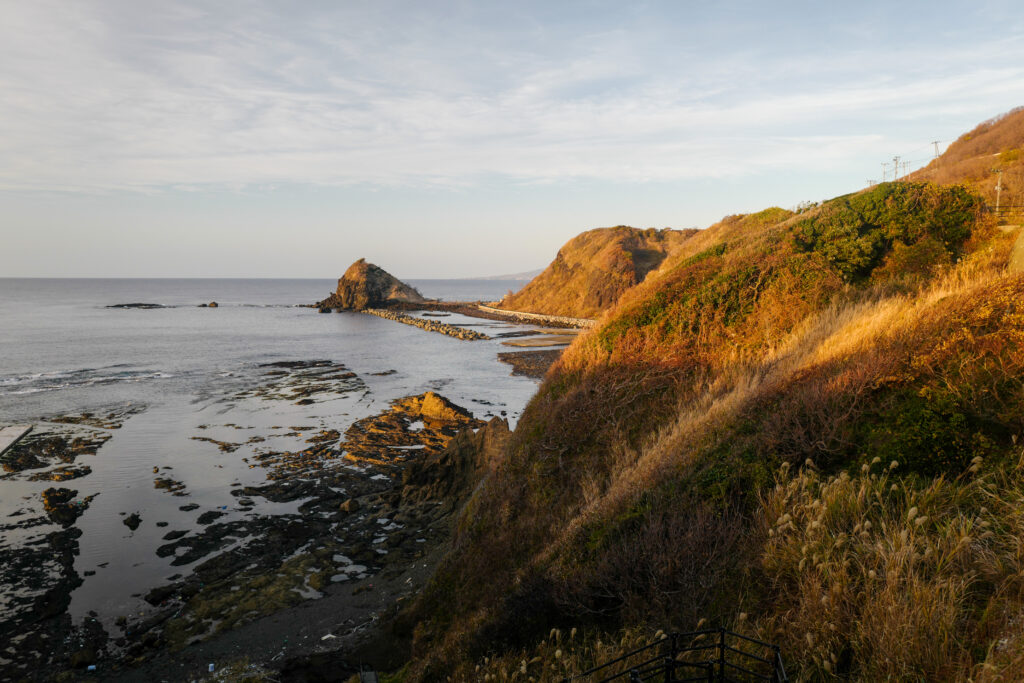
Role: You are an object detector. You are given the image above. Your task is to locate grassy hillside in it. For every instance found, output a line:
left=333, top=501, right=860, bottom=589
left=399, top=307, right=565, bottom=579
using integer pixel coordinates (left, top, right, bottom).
left=397, top=113, right=1024, bottom=681
left=499, top=226, right=696, bottom=318
left=911, top=106, right=1024, bottom=216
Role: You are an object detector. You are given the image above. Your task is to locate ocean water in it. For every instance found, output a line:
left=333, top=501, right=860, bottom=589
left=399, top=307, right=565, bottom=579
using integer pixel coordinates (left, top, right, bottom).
left=0, top=278, right=534, bottom=625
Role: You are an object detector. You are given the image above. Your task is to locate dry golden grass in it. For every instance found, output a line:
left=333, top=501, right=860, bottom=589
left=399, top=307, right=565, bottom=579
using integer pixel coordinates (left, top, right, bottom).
left=755, top=455, right=1024, bottom=681
left=500, top=226, right=696, bottom=318
left=402, top=176, right=1024, bottom=681
left=911, top=106, right=1024, bottom=216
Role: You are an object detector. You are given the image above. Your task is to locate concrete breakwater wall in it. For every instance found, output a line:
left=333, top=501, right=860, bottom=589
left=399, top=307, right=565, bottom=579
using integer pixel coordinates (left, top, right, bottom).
left=476, top=305, right=595, bottom=329
left=364, top=309, right=490, bottom=340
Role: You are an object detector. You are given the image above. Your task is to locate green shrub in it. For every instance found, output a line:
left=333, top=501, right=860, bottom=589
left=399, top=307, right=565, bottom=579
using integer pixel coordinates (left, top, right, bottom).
left=793, top=182, right=981, bottom=281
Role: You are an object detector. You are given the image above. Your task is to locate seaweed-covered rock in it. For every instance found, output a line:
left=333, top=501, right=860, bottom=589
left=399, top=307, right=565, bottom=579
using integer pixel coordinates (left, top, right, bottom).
left=41, top=487, right=88, bottom=527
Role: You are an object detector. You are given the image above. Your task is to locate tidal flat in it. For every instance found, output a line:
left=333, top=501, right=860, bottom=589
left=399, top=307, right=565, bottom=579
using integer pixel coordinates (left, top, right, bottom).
left=0, top=278, right=543, bottom=680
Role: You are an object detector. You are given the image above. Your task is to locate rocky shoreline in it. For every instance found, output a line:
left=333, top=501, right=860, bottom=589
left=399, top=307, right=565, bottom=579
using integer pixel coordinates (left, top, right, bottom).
left=363, top=308, right=490, bottom=340
left=0, top=359, right=509, bottom=681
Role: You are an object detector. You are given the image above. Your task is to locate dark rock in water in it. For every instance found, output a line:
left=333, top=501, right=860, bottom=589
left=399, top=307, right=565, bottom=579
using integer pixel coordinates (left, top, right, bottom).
left=123, top=512, right=141, bottom=531
left=197, top=510, right=225, bottom=525
left=316, top=258, right=425, bottom=310
left=107, top=303, right=164, bottom=309
left=156, top=521, right=168, bottom=527
left=162, top=529, right=188, bottom=541
left=41, top=487, right=89, bottom=527
left=179, top=503, right=200, bottom=512
left=497, top=348, right=563, bottom=379
left=339, top=498, right=360, bottom=514
left=144, top=583, right=178, bottom=606
left=208, top=301, right=218, bottom=308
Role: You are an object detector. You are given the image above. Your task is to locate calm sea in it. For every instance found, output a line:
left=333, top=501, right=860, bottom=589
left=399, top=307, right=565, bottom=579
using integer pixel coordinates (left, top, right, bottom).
left=0, top=277, right=533, bottom=624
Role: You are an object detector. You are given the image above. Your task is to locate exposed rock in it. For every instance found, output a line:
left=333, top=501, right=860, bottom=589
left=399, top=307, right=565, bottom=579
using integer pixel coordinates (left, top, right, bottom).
left=341, top=392, right=484, bottom=466
left=317, top=258, right=426, bottom=310
left=123, top=512, right=141, bottom=531
left=401, top=417, right=511, bottom=506
left=197, top=510, right=226, bottom=525
left=394, top=391, right=474, bottom=422
left=208, top=301, right=219, bottom=308
left=41, top=487, right=91, bottom=527
left=497, top=349, right=564, bottom=379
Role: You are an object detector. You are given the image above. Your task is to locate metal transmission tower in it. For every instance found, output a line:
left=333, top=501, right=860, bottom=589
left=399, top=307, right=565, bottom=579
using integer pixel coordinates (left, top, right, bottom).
left=994, top=169, right=1004, bottom=212
left=932, top=141, right=941, bottom=159
left=892, top=155, right=902, bottom=180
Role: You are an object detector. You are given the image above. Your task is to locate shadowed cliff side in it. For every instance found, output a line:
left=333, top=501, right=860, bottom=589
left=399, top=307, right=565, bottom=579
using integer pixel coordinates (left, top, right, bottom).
left=318, top=259, right=425, bottom=310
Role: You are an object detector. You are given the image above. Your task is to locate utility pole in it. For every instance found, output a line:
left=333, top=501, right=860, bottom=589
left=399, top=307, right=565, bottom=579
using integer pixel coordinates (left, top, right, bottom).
left=902, top=161, right=910, bottom=177
left=892, top=155, right=902, bottom=180
left=881, top=163, right=888, bottom=182
left=994, top=169, right=1004, bottom=213
left=931, top=141, right=941, bottom=159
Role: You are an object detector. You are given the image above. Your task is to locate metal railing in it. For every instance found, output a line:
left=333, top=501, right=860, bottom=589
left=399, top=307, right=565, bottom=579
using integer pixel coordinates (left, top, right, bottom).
left=562, top=628, right=788, bottom=683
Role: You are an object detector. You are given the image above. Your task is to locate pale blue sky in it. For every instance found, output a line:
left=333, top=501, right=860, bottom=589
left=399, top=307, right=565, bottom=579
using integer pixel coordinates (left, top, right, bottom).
left=2, top=0, right=1023, bottom=278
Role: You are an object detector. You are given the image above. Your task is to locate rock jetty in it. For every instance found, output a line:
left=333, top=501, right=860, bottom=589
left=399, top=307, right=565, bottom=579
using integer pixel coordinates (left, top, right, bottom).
left=476, top=304, right=594, bottom=329
left=318, top=259, right=425, bottom=310
left=364, top=308, right=489, bottom=340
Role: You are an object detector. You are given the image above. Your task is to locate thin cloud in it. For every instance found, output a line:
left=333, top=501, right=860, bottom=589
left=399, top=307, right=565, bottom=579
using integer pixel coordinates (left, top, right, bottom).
left=1, top=1, right=1022, bottom=193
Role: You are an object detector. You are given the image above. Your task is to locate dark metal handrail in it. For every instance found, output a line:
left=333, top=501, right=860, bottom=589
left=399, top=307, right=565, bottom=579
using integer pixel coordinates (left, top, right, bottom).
left=563, top=628, right=788, bottom=683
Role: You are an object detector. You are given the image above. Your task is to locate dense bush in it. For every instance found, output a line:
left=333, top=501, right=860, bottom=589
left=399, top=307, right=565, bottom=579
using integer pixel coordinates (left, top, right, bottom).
left=792, top=182, right=981, bottom=281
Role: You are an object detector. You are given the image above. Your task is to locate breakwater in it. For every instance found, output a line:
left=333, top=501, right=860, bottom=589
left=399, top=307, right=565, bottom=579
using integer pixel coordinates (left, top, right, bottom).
left=364, top=308, right=490, bottom=340
left=476, top=305, right=595, bottom=329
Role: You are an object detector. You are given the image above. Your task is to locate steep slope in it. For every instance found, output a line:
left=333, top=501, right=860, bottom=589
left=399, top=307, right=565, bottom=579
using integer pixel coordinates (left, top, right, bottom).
left=402, top=171, right=1024, bottom=680
left=498, top=226, right=697, bottom=318
left=318, top=258, right=425, bottom=310
left=910, top=106, right=1024, bottom=214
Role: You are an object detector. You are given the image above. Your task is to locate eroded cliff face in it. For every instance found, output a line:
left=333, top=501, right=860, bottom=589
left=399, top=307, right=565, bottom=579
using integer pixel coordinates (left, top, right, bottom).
left=319, top=259, right=425, bottom=310
left=498, top=226, right=696, bottom=318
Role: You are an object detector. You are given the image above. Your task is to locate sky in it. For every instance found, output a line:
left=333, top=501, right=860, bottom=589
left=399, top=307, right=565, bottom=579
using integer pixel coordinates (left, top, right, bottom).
left=2, top=1, right=1023, bottom=278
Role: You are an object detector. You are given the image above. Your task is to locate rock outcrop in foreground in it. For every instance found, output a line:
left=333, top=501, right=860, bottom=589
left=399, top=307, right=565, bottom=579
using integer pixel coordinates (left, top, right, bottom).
left=319, top=259, right=425, bottom=310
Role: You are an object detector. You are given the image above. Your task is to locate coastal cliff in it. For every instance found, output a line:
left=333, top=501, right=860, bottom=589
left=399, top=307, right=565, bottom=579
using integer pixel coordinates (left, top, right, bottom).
left=498, top=226, right=696, bottom=318
left=318, top=258, right=425, bottom=310
left=395, top=108, right=1024, bottom=682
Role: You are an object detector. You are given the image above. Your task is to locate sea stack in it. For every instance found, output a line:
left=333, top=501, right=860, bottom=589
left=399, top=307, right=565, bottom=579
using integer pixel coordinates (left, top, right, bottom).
left=319, top=258, right=425, bottom=310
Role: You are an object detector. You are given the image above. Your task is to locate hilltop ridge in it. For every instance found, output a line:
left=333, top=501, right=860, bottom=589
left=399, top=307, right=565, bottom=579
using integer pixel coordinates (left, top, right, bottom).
left=499, top=226, right=696, bottom=318
left=910, top=106, right=1024, bottom=214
